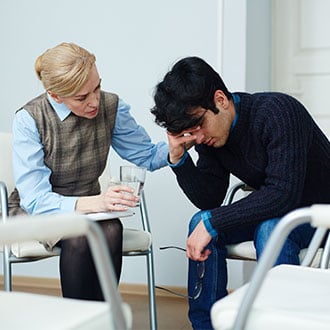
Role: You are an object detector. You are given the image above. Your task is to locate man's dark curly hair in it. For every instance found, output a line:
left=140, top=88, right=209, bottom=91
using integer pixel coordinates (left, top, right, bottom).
left=151, top=56, right=231, bottom=134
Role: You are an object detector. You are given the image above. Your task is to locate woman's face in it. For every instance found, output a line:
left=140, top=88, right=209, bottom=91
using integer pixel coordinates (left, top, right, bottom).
left=52, top=65, right=102, bottom=119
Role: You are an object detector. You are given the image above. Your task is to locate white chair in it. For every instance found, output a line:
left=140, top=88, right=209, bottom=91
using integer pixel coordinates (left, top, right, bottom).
left=0, top=132, right=157, bottom=330
left=211, top=205, right=330, bottom=330
left=224, top=181, right=325, bottom=267
left=224, top=182, right=256, bottom=261
left=0, top=212, right=132, bottom=329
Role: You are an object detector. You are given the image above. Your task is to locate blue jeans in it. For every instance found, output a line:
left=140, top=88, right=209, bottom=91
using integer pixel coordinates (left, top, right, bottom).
left=187, top=212, right=316, bottom=330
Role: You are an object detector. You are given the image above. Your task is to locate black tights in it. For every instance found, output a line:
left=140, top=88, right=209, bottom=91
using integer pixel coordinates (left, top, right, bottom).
left=59, top=219, right=123, bottom=301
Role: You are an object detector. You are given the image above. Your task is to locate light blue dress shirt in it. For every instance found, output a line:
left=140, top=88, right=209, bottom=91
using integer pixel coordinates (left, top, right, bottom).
left=12, top=94, right=168, bottom=214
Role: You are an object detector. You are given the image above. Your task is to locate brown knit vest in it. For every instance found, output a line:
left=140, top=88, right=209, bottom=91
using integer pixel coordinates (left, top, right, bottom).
left=9, top=91, right=118, bottom=215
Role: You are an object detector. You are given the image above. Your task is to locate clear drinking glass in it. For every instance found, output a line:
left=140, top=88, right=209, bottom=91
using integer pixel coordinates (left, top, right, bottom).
left=120, top=165, right=147, bottom=197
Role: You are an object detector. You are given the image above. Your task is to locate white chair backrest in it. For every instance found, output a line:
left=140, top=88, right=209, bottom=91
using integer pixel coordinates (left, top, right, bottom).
left=0, top=132, right=14, bottom=192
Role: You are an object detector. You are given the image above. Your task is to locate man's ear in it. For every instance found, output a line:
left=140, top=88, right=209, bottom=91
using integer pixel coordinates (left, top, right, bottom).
left=214, top=90, right=229, bottom=110
left=48, top=91, right=63, bottom=104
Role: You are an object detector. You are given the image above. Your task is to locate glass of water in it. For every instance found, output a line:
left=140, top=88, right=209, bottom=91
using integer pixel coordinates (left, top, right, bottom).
left=120, top=165, right=147, bottom=197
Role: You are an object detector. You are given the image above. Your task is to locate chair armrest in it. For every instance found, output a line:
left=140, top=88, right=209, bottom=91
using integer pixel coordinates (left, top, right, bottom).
left=222, top=181, right=254, bottom=206
left=311, top=204, right=330, bottom=228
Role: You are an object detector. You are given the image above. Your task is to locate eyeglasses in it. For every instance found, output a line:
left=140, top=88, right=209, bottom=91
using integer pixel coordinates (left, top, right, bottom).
left=192, top=260, right=205, bottom=300
left=166, top=109, right=208, bottom=135
left=156, top=246, right=205, bottom=300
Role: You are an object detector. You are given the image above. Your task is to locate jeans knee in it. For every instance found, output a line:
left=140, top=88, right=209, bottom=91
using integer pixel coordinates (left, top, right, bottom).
left=254, top=218, right=280, bottom=257
left=255, top=218, right=280, bottom=238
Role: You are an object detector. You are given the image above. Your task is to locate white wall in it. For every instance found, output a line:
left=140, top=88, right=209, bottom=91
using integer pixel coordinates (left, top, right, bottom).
left=0, top=0, right=272, bottom=289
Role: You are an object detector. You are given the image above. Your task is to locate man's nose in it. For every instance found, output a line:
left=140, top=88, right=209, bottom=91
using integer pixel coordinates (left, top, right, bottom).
left=194, top=131, right=205, bottom=144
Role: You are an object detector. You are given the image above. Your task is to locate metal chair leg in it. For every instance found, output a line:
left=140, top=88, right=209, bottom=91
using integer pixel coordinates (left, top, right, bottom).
left=146, top=248, right=157, bottom=330
left=1, top=182, right=12, bottom=291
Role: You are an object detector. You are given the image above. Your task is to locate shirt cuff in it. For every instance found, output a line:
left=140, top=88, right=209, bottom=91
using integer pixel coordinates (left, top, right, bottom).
left=167, top=149, right=188, bottom=168
left=60, top=196, right=79, bottom=213
left=201, top=210, right=218, bottom=238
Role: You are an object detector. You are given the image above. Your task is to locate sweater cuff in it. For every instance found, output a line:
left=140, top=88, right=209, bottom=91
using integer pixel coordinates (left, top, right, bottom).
left=167, top=149, right=188, bottom=168
left=201, top=210, right=218, bottom=238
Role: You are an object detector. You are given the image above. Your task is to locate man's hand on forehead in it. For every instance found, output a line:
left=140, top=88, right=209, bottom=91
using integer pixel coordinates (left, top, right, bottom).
left=167, top=126, right=201, bottom=137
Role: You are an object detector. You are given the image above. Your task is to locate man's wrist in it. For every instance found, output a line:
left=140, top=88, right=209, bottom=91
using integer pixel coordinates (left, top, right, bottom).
left=167, top=149, right=188, bottom=168
left=201, top=210, right=218, bottom=238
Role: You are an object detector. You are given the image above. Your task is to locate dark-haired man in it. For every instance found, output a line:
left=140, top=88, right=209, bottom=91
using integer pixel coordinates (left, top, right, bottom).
left=151, top=56, right=330, bottom=329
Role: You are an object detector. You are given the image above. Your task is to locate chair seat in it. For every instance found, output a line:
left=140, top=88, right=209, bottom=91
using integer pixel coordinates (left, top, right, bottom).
left=123, top=228, right=152, bottom=252
left=227, top=241, right=324, bottom=267
left=0, top=288, right=132, bottom=330
left=2, top=228, right=151, bottom=258
left=10, top=241, right=60, bottom=258
left=10, top=234, right=319, bottom=263
left=211, top=264, right=330, bottom=330
left=226, top=242, right=257, bottom=260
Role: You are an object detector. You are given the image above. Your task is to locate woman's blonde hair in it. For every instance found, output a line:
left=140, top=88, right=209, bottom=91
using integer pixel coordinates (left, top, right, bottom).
left=35, top=42, right=96, bottom=97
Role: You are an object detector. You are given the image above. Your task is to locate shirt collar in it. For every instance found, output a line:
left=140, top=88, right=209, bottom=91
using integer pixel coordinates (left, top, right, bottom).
left=230, top=93, right=240, bottom=131
left=47, top=93, right=71, bottom=121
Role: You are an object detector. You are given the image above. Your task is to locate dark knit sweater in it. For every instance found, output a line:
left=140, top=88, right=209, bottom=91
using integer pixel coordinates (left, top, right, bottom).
left=172, top=92, right=330, bottom=233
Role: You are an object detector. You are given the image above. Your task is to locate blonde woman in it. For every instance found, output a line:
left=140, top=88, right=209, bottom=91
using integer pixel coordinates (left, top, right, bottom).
left=9, top=42, right=168, bottom=300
